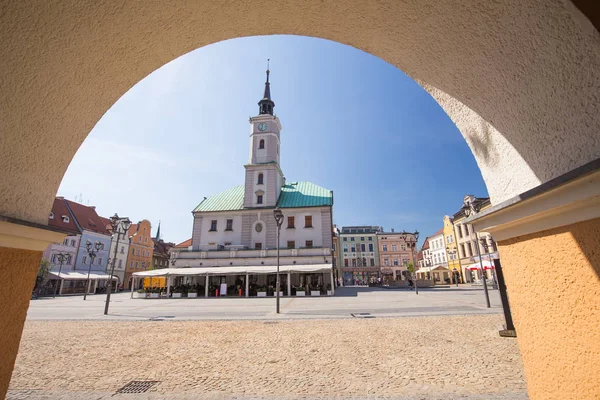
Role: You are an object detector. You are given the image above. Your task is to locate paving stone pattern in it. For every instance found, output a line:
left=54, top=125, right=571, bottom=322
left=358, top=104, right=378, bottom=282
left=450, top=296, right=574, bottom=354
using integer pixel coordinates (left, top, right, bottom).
left=8, top=315, right=527, bottom=399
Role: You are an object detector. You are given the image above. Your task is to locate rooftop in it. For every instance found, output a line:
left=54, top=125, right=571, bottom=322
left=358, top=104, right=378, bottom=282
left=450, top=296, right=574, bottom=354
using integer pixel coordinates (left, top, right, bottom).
left=193, top=181, right=333, bottom=213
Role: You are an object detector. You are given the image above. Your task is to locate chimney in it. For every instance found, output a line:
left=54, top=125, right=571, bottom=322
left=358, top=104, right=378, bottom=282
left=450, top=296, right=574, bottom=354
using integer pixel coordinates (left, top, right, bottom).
left=391, top=228, right=395, bottom=233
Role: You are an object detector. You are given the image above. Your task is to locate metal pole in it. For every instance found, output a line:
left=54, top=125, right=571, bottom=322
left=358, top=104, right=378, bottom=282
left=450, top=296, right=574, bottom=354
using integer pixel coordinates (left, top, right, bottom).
left=473, top=231, right=491, bottom=308
left=83, top=255, right=94, bottom=301
left=494, top=258, right=516, bottom=336
left=104, top=231, right=121, bottom=315
left=450, top=219, right=464, bottom=285
left=276, top=224, right=281, bottom=314
left=53, top=257, right=65, bottom=298
left=412, top=239, right=418, bottom=295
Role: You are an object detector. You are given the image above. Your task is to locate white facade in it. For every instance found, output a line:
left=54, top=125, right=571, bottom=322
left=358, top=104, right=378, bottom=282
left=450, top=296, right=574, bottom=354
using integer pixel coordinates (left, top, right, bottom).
left=428, top=232, right=447, bottom=267
left=174, top=70, right=334, bottom=271
left=107, top=231, right=130, bottom=286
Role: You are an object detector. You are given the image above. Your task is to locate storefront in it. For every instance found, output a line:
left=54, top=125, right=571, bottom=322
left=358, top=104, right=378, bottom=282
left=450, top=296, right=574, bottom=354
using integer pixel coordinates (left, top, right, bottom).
left=416, top=266, right=451, bottom=284
left=47, top=271, right=118, bottom=295
left=132, top=264, right=335, bottom=298
left=341, top=267, right=379, bottom=286
left=463, top=260, right=496, bottom=284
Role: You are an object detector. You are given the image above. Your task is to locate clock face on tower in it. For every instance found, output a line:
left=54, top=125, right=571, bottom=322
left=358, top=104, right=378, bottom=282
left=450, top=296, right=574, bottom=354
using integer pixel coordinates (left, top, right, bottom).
left=258, top=122, right=268, bottom=132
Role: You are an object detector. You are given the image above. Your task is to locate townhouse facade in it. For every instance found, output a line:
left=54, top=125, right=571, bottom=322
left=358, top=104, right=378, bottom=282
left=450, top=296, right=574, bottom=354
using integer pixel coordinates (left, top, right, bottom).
left=339, top=226, right=382, bottom=285
left=443, top=215, right=462, bottom=283
left=453, top=195, right=499, bottom=283
left=42, top=197, right=114, bottom=295
left=377, top=230, right=416, bottom=282
left=124, top=219, right=154, bottom=289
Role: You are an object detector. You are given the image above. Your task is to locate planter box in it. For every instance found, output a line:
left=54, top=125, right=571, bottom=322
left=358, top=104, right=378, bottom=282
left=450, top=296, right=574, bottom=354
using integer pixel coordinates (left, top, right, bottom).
left=327, top=290, right=332, bottom=296
left=257, top=292, right=267, bottom=297
left=295, top=291, right=306, bottom=297
left=272, top=291, right=284, bottom=297
left=133, top=292, right=146, bottom=299
left=150, top=293, right=159, bottom=299
left=187, top=292, right=198, bottom=298
left=172, top=293, right=182, bottom=298
left=311, top=291, right=320, bottom=297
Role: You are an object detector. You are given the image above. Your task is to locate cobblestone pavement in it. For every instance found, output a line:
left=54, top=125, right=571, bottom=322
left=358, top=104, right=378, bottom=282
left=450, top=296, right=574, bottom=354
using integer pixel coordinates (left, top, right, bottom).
left=8, top=315, right=527, bottom=399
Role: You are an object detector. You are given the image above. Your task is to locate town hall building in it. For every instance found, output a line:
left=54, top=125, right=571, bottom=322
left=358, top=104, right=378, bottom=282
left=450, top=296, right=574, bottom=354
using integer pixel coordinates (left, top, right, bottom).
left=133, top=68, right=335, bottom=297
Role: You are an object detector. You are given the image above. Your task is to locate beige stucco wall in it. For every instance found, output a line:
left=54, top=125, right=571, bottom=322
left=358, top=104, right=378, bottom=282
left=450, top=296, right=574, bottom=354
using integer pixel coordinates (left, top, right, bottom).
left=498, top=218, right=600, bottom=399
left=0, top=0, right=599, bottom=225
left=0, top=247, right=42, bottom=398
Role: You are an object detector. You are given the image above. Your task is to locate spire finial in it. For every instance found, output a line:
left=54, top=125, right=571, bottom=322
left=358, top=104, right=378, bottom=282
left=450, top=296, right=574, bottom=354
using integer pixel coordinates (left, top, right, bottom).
left=258, top=59, right=275, bottom=115
left=266, top=58, right=270, bottom=83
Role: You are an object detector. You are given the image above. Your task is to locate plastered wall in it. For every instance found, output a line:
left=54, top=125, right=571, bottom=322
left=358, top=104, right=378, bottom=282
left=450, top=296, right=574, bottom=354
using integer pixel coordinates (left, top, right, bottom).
left=0, top=248, right=42, bottom=397
left=498, top=218, right=600, bottom=399
left=0, top=0, right=599, bottom=225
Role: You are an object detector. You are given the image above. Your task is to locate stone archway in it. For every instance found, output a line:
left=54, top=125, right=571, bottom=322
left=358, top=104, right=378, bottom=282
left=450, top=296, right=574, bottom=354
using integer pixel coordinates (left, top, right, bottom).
left=0, top=1, right=598, bottom=399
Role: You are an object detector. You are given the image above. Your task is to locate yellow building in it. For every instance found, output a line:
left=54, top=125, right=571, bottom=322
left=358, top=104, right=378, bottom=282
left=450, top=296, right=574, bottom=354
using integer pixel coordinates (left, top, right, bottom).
left=443, top=215, right=461, bottom=284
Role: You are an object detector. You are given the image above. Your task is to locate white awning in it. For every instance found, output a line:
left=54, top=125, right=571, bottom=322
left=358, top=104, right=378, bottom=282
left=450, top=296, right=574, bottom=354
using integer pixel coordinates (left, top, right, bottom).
left=417, top=265, right=450, bottom=273
left=466, top=260, right=495, bottom=270
left=47, top=271, right=118, bottom=280
left=132, top=264, right=333, bottom=278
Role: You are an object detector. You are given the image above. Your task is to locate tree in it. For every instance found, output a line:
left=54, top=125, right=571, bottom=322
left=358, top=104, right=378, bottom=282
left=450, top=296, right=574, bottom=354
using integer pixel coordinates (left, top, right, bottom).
left=38, top=258, right=51, bottom=279
left=406, top=262, right=415, bottom=275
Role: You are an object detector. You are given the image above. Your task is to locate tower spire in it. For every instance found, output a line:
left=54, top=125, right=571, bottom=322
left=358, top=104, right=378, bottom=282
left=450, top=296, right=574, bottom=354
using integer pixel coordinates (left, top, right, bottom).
left=155, top=220, right=161, bottom=241
left=258, top=59, right=275, bottom=115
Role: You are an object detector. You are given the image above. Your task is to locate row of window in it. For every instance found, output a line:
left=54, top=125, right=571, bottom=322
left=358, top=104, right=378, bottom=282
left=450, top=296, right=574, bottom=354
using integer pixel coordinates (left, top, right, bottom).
left=131, top=247, right=151, bottom=257
left=430, top=238, right=444, bottom=250
left=51, top=253, right=73, bottom=264
left=342, top=236, right=373, bottom=242
left=458, top=240, right=497, bottom=258
left=457, top=224, right=473, bottom=239
left=343, top=243, right=375, bottom=252
left=62, top=238, right=77, bottom=247
left=382, top=244, right=407, bottom=252
left=82, top=255, right=103, bottom=265
left=129, top=260, right=149, bottom=269
left=209, top=216, right=313, bottom=232
left=382, top=258, right=410, bottom=266
left=343, top=258, right=376, bottom=267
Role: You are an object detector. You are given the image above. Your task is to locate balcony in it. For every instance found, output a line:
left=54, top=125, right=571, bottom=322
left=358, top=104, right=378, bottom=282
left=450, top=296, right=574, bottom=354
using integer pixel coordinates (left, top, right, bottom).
left=174, top=246, right=332, bottom=261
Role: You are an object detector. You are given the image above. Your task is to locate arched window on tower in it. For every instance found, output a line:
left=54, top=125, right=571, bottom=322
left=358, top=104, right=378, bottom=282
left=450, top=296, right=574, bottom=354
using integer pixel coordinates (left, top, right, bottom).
left=257, top=173, right=264, bottom=185
left=259, top=139, right=265, bottom=149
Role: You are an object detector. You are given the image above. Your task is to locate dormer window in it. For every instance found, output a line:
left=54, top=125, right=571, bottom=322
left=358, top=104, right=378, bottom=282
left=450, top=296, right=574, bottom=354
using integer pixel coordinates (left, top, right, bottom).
left=257, top=173, right=264, bottom=185
left=49, top=212, right=54, bottom=220
left=61, top=215, right=69, bottom=223
left=259, top=139, right=265, bottom=149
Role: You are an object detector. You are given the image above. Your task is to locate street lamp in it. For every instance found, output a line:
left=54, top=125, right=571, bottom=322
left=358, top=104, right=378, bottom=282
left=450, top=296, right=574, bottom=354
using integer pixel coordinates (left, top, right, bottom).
left=446, top=246, right=461, bottom=286
left=479, top=236, right=498, bottom=288
left=273, top=208, right=284, bottom=314
left=461, top=199, right=491, bottom=308
left=83, top=240, right=102, bottom=301
left=52, top=252, right=70, bottom=298
left=401, top=230, right=419, bottom=295
left=104, top=213, right=132, bottom=315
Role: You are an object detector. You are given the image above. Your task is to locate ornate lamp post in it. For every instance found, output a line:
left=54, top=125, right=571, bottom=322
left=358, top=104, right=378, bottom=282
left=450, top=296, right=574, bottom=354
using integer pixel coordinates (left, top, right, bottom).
left=462, top=199, right=491, bottom=308
left=104, top=214, right=132, bottom=315
left=446, top=246, right=461, bottom=286
left=52, top=252, right=71, bottom=298
left=273, top=208, right=284, bottom=314
left=401, top=231, right=419, bottom=295
left=83, top=240, right=102, bottom=300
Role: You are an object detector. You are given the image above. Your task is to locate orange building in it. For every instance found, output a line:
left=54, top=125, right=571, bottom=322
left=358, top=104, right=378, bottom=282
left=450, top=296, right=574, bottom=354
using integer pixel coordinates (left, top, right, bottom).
left=124, top=219, right=153, bottom=289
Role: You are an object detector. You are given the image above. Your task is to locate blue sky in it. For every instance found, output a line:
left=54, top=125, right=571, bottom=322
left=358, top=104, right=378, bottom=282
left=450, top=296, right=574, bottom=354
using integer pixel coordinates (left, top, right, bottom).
left=57, top=35, right=488, bottom=244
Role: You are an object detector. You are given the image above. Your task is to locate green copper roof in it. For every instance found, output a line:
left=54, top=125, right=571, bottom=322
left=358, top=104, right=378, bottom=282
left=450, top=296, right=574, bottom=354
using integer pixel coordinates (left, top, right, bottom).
left=277, top=181, right=333, bottom=208
left=193, top=181, right=332, bottom=213
left=193, top=185, right=245, bottom=212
